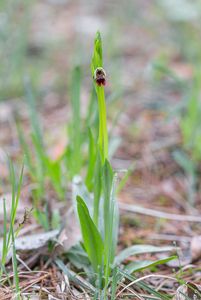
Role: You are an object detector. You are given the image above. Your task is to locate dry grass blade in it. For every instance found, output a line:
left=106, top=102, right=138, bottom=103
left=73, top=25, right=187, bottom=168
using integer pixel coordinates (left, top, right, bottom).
left=119, top=202, right=201, bottom=222
left=116, top=274, right=177, bottom=298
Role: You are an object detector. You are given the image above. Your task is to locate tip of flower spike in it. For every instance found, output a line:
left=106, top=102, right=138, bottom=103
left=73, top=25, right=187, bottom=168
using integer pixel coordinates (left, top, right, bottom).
left=94, top=32, right=102, bottom=64
left=95, top=31, right=101, bottom=42
left=94, top=67, right=106, bottom=87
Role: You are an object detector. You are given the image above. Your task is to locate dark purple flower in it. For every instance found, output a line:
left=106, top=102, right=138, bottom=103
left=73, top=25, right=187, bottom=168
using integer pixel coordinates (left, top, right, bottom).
left=94, top=67, right=106, bottom=86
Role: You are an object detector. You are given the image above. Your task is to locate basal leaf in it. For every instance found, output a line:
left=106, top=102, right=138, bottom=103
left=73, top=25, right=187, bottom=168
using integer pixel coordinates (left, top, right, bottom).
left=76, top=196, right=104, bottom=272
left=124, top=256, right=177, bottom=274
left=114, top=244, right=175, bottom=266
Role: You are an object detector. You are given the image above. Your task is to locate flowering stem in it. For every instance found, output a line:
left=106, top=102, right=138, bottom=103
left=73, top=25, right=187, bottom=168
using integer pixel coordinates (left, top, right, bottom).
left=97, top=85, right=108, bottom=164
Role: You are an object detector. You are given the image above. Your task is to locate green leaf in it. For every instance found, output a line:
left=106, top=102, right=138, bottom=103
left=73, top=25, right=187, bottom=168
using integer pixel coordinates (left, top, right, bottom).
left=16, top=120, right=35, bottom=177
left=45, top=157, right=64, bottom=200
left=102, top=159, right=114, bottom=242
left=76, top=196, right=104, bottom=272
left=114, top=245, right=174, bottom=266
left=51, top=209, right=61, bottom=229
left=103, top=160, right=119, bottom=265
left=102, top=160, right=118, bottom=288
left=70, top=66, right=81, bottom=122
left=24, top=77, right=43, bottom=146
left=117, top=163, right=135, bottom=193
left=67, top=244, right=91, bottom=271
left=111, top=267, right=119, bottom=300
left=124, top=256, right=177, bottom=274
left=68, top=66, right=82, bottom=176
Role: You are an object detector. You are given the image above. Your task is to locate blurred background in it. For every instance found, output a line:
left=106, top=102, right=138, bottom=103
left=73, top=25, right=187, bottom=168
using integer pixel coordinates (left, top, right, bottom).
left=2, top=0, right=201, bottom=102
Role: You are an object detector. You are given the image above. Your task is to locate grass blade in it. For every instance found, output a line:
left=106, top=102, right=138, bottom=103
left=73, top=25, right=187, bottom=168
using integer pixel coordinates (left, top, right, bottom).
left=69, top=66, right=82, bottom=175
left=11, top=224, right=20, bottom=299
left=0, top=199, right=7, bottom=277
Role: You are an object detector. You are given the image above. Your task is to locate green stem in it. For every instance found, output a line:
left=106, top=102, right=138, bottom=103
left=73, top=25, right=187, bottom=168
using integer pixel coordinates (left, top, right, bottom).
left=93, top=150, right=101, bottom=226
left=97, top=86, right=108, bottom=164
